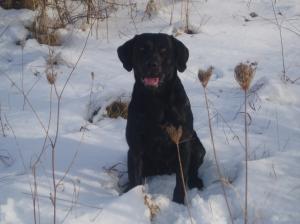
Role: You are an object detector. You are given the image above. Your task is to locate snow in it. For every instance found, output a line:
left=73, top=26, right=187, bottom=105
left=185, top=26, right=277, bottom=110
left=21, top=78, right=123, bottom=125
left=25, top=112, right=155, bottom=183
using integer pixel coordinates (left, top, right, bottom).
left=1, top=0, right=300, bottom=223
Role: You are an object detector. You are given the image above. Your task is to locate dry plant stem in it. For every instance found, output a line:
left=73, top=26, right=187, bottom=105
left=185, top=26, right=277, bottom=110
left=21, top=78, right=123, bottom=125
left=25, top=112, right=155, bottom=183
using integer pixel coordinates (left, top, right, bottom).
left=257, top=15, right=300, bottom=37
left=0, top=26, right=9, bottom=38
left=31, top=167, right=39, bottom=224
left=105, top=9, right=109, bottom=42
left=48, top=50, right=59, bottom=224
left=180, top=0, right=183, bottom=23
left=275, top=108, right=281, bottom=151
left=21, top=45, right=25, bottom=110
left=96, top=0, right=100, bottom=39
left=47, top=54, right=58, bottom=224
left=166, top=126, right=193, bottom=224
left=50, top=21, right=95, bottom=223
left=61, top=180, right=80, bottom=223
left=33, top=85, right=54, bottom=166
left=4, top=63, right=82, bottom=224
left=0, top=104, right=6, bottom=137
left=271, top=0, right=286, bottom=81
left=128, top=0, right=138, bottom=32
left=244, top=90, right=248, bottom=224
left=175, top=142, right=193, bottom=224
left=4, top=74, right=54, bottom=145
left=4, top=113, right=40, bottom=223
left=23, top=192, right=103, bottom=210
left=169, top=0, right=174, bottom=25
left=52, top=135, right=57, bottom=224
left=185, top=0, right=190, bottom=31
left=59, top=20, right=95, bottom=98
left=53, top=0, right=65, bottom=26
left=87, top=0, right=92, bottom=24
left=31, top=86, right=54, bottom=224
left=18, top=21, right=94, bottom=223
left=203, top=87, right=234, bottom=224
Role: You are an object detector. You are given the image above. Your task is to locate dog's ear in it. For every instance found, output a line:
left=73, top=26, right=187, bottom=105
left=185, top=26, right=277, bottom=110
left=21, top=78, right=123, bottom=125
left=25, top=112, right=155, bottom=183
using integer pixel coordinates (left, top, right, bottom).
left=172, top=36, right=189, bottom=72
left=117, top=36, right=136, bottom=72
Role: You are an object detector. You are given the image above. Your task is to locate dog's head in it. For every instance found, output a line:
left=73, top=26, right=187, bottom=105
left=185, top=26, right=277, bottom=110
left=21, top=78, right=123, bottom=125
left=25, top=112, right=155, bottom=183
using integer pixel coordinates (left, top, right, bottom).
left=117, top=33, right=189, bottom=89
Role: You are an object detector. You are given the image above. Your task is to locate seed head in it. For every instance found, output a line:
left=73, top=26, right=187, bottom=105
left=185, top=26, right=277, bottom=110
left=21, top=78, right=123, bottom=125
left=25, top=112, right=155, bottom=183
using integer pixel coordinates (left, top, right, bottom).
left=198, top=66, right=213, bottom=88
left=165, top=125, right=183, bottom=144
left=234, top=62, right=257, bottom=91
left=46, top=72, right=57, bottom=85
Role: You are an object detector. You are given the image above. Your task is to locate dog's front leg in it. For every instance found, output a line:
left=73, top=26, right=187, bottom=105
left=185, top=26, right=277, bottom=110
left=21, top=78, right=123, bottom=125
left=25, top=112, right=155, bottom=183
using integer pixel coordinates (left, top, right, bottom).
left=127, top=149, right=144, bottom=189
left=173, top=141, right=192, bottom=204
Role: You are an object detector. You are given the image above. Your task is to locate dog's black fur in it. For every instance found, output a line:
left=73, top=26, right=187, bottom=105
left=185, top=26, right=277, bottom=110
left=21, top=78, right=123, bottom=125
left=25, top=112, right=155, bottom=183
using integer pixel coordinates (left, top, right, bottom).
left=117, top=33, right=206, bottom=204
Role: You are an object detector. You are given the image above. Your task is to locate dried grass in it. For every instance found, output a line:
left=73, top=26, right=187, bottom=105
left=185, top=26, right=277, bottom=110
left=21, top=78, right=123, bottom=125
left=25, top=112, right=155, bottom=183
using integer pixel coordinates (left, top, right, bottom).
left=142, top=0, right=158, bottom=20
left=144, top=194, right=160, bottom=221
left=0, top=0, right=36, bottom=9
left=106, top=101, right=128, bottom=119
left=28, top=9, right=63, bottom=46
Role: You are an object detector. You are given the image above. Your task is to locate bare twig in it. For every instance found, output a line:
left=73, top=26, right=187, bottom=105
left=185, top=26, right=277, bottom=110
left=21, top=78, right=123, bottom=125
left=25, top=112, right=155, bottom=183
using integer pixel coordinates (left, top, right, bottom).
left=20, top=40, right=26, bottom=110
left=170, top=0, right=175, bottom=25
left=244, top=89, right=248, bottom=224
left=23, top=192, right=102, bottom=210
left=49, top=20, right=95, bottom=223
left=185, top=0, right=190, bottom=32
left=275, top=107, right=281, bottom=152
left=204, top=87, right=234, bottom=224
left=270, top=0, right=287, bottom=82
left=59, top=20, right=95, bottom=99
left=0, top=104, right=7, bottom=137
left=291, top=77, right=300, bottom=83
left=4, top=74, right=54, bottom=146
left=0, top=26, right=9, bottom=39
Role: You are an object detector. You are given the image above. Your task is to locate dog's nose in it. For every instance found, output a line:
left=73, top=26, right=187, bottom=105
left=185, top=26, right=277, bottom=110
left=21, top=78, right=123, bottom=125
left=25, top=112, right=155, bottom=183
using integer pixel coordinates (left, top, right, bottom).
left=148, top=61, right=159, bottom=69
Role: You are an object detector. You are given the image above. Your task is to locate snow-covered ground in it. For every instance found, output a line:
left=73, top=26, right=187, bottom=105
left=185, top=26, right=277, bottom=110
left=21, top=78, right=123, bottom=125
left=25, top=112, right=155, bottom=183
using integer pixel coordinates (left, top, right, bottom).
left=0, top=0, right=300, bottom=223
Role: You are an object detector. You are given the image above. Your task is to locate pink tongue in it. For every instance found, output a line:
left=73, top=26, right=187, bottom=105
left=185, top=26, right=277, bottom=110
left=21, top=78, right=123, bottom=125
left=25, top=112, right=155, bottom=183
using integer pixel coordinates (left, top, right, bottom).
left=143, top=77, right=159, bottom=86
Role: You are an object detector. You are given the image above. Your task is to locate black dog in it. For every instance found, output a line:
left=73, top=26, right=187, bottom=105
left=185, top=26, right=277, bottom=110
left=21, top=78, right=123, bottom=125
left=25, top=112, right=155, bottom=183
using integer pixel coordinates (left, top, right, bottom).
left=117, top=33, right=206, bottom=204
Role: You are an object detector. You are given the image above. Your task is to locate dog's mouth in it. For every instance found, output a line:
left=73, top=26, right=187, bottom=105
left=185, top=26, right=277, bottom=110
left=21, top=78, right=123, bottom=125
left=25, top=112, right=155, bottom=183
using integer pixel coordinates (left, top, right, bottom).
left=143, top=77, right=160, bottom=87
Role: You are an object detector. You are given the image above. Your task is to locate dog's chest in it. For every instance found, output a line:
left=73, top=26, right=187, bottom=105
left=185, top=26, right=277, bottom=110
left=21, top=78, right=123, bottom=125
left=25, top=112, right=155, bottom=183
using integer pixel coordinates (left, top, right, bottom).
left=139, top=96, right=174, bottom=123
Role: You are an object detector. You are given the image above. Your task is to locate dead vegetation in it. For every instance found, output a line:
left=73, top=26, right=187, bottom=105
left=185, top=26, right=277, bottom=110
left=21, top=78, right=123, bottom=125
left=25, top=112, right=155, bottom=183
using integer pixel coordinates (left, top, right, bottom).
left=165, top=125, right=194, bottom=224
left=234, top=61, right=257, bottom=224
left=4, top=0, right=120, bottom=45
left=0, top=0, right=37, bottom=9
left=142, top=0, right=158, bottom=20
left=106, top=100, right=129, bottom=119
left=144, top=193, right=160, bottom=221
left=234, top=62, right=257, bottom=91
left=198, top=66, right=213, bottom=88
left=198, top=66, right=234, bottom=224
left=29, top=16, right=62, bottom=46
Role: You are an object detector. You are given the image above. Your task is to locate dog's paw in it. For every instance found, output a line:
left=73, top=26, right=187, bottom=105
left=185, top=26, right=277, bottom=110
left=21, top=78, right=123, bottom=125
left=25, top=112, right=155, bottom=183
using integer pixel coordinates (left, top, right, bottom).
left=172, top=186, right=185, bottom=204
left=172, top=194, right=185, bottom=204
